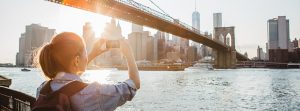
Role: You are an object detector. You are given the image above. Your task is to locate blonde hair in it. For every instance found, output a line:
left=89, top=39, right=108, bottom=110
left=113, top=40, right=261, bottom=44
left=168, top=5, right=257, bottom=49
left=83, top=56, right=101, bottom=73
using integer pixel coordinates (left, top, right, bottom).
left=35, top=32, right=85, bottom=79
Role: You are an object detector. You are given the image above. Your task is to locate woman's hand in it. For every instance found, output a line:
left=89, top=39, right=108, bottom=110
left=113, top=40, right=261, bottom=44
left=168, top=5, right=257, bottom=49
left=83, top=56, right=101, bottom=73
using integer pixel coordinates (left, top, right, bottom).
left=88, top=38, right=108, bottom=63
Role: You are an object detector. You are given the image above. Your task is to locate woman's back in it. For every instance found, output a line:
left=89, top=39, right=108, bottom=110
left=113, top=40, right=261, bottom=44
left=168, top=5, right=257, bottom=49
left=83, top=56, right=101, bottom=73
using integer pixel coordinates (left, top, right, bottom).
left=35, top=32, right=140, bottom=111
left=36, top=72, right=137, bottom=111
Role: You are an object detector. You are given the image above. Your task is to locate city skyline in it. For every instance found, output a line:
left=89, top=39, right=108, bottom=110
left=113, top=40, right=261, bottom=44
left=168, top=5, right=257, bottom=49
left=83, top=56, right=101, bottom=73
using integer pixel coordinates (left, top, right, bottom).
left=0, top=0, right=300, bottom=63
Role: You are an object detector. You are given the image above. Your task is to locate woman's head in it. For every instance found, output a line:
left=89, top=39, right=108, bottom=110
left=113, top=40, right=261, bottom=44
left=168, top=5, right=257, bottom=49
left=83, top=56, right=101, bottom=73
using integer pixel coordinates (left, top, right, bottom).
left=37, top=32, right=87, bottom=79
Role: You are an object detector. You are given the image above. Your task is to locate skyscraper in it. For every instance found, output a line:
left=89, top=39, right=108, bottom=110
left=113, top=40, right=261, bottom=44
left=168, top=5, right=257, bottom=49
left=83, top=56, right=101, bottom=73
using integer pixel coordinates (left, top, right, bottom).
left=16, top=24, right=56, bottom=66
left=268, top=16, right=290, bottom=49
left=132, top=23, right=143, bottom=33
left=128, top=31, right=151, bottom=61
left=192, top=10, right=200, bottom=31
left=267, top=16, right=290, bottom=62
left=213, top=13, right=222, bottom=28
left=257, top=46, right=265, bottom=60
left=187, top=46, right=198, bottom=62
left=265, top=43, right=269, bottom=60
left=82, top=22, right=95, bottom=54
left=192, top=0, right=200, bottom=31
left=97, top=18, right=123, bottom=66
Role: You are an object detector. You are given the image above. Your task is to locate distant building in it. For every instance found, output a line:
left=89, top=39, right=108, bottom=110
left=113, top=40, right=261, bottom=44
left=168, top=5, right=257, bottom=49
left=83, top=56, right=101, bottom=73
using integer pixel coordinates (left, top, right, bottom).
left=269, top=49, right=288, bottom=63
left=200, top=45, right=207, bottom=58
left=268, top=16, right=290, bottom=49
left=192, top=10, right=200, bottom=31
left=192, top=0, right=200, bottom=31
left=244, top=52, right=248, bottom=58
left=155, top=31, right=167, bottom=61
left=82, top=22, right=97, bottom=66
left=187, top=46, right=198, bottom=63
left=132, top=23, right=143, bottom=33
left=171, top=34, right=189, bottom=62
left=267, top=16, right=290, bottom=62
left=299, top=38, right=300, bottom=48
left=213, top=13, right=222, bottom=28
left=82, top=22, right=96, bottom=54
left=97, top=18, right=123, bottom=66
left=16, top=24, right=55, bottom=66
left=265, top=43, right=269, bottom=60
left=128, top=30, right=152, bottom=61
left=199, top=32, right=213, bottom=58
left=292, top=38, right=298, bottom=48
left=172, top=35, right=181, bottom=46
left=289, top=48, right=300, bottom=63
left=257, top=46, right=265, bottom=60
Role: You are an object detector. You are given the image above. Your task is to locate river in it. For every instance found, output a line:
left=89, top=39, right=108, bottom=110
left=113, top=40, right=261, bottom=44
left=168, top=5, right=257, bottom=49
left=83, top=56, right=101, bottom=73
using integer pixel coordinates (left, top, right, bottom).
left=1, top=67, right=300, bottom=111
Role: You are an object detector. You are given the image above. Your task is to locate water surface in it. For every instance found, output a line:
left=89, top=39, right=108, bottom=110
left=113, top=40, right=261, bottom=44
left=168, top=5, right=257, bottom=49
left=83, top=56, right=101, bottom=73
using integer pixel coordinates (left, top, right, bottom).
left=1, top=68, right=300, bottom=111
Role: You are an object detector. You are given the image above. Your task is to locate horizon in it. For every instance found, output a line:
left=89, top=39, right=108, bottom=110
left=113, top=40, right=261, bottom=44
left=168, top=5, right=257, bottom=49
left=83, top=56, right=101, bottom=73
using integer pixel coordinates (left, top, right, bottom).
left=0, top=0, right=300, bottom=64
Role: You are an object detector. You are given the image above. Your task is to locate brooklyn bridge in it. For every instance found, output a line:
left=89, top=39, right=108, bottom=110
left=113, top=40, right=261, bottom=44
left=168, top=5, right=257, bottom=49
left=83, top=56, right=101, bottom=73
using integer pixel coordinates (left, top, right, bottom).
left=46, top=0, right=249, bottom=68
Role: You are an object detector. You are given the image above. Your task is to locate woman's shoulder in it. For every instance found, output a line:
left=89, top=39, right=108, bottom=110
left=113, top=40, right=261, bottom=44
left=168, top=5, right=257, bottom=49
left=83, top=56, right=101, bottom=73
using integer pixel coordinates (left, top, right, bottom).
left=36, top=81, right=48, bottom=98
left=79, top=80, right=137, bottom=96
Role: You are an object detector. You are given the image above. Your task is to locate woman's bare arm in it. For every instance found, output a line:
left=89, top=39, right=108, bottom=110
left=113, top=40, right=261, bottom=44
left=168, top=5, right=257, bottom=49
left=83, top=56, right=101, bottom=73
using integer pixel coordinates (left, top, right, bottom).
left=120, top=40, right=140, bottom=89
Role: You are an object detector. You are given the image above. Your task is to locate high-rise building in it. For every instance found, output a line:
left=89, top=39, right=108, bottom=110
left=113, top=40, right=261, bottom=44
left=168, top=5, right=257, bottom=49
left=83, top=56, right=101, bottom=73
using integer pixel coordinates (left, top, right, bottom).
left=191, top=1, right=201, bottom=61
left=153, top=35, right=158, bottom=62
left=267, top=16, right=290, bottom=62
left=154, top=31, right=166, bottom=61
left=17, top=34, right=25, bottom=66
left=265, top=43, right=269, bottom=60
left=299, top=38, right=300, bottom=47
left=244, top=52, right=248, bottom=58
left=292, top=38, right=298, bottom=48
left=132, top=23, right=143, bottom=33
left=268, top=16, right=290, bottom=49
left=16, top=24, right=56, bottom=66
left=187, top=46, right=198, bottom=62
left=192, top=0, right=200, bottom=31
left=213, top=13, right=222, bottom=28
left=82, top=22, right=96, bottom=54
left=82, top=22, right=96, bottom=66
left=257, top=46, right=265, bottom=60
left=97, top=18, right=123, bottom=66
left=192, top=11, right=200, bottom=31
left=128, top=30, right=152, bottom=61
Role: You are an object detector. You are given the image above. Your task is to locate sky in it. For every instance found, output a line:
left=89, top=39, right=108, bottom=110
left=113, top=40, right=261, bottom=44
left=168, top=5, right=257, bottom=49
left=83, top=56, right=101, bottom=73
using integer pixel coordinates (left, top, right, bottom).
left=0, top=0, right=300, bottom=64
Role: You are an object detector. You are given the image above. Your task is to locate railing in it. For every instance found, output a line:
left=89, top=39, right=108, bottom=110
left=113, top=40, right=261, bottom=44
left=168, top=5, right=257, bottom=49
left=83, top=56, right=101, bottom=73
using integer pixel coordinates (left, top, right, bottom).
left=0, top=86, right=35, bottom=111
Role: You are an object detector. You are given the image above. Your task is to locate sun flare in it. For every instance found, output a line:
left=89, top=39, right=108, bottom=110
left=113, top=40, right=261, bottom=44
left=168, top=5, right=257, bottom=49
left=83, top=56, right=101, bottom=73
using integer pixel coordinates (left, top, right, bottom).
left=82, top=70, right=114, bottom=84
left=57, top=5, right=110, bottom=38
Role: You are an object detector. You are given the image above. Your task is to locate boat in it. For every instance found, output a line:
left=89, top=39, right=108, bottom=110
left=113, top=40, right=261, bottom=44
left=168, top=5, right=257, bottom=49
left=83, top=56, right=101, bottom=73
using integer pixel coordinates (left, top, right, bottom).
left=21, top=68, right=31, bottom=72
left=0, top=75, right=12, bottom=87
left=185, top=63, right=214, bottom=71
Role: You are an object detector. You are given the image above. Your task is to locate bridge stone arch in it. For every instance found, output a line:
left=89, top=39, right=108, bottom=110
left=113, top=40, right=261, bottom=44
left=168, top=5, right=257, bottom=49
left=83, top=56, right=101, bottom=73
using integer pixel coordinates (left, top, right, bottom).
left=214, top=27, right=235, bottom=50
left=213, top=27, right=236, bottom=68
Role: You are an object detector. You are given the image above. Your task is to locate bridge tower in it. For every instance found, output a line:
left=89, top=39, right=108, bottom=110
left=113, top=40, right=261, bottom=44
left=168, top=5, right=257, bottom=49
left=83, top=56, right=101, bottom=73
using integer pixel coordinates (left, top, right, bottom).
left=213, top=27, right=236, bottom=68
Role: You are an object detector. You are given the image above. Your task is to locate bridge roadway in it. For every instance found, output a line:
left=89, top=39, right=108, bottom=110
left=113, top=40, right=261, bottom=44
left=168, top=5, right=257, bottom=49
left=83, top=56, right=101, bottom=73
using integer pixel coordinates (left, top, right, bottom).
left=46, top=0, right=249, bottom=61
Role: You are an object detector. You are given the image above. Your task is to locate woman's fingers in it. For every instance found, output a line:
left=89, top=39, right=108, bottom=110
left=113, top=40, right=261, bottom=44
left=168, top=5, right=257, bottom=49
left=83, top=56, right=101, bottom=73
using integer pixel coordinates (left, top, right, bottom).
left=91, top=38, right=108, bottom=55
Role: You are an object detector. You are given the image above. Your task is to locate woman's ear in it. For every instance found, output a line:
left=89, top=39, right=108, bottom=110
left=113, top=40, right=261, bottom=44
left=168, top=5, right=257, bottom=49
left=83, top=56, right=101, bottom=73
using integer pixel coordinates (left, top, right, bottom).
left=74, top=56, right=80, bottom=67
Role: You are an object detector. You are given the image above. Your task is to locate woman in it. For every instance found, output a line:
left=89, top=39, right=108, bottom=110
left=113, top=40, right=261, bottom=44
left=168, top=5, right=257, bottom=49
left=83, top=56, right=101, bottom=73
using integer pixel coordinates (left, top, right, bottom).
left=35, top=32, right=140, bottom=111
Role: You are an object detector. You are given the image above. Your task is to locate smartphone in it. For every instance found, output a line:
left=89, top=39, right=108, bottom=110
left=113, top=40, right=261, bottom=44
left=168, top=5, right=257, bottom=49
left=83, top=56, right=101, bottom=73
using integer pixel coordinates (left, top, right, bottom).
left=106, top=40, right=120, bottom=48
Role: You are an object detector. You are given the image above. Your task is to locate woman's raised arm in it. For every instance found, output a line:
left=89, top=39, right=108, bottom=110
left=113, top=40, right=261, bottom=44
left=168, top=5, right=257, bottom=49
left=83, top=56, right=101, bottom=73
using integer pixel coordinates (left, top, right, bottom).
left=120, top=39, right=140, bottom=89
